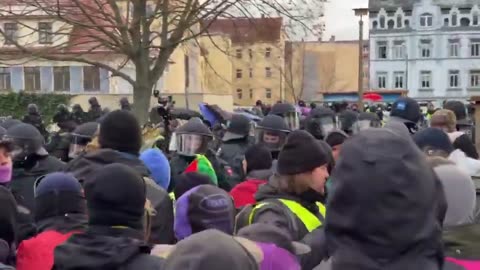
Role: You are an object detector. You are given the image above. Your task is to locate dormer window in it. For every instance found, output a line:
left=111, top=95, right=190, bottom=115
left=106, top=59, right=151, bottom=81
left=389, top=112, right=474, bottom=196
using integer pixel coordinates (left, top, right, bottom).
left=473, top=12, right=479, bottom=26
left=379, top=16, right=386, bottom=28
left=397, top=15, right=403, bottom=28
left=420, top=13, right=433, bottom=27
left=38, top=22, right=53, bottom=44
left=452, top=12, right=458, bottom=26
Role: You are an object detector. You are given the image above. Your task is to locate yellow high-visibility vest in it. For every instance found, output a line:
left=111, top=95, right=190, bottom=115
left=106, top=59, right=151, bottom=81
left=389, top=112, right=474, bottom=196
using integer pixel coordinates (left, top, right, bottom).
left=248, top=199, right=326, bottom=232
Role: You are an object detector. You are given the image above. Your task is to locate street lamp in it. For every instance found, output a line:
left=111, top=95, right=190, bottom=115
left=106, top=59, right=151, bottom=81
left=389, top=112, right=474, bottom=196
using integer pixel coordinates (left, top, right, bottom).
left=353, top=7, right=369, bottom=112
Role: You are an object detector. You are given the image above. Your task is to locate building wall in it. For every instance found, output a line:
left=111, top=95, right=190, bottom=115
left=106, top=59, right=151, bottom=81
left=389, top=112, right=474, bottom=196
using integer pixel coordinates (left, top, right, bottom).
left=199, top=34, right=233, bottom=96
left=369, top=0, right=480, bottom=100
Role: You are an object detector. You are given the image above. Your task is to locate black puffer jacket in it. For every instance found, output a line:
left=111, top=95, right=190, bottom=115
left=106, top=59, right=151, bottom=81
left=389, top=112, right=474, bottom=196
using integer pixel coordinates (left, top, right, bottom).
left=65, top=149, right=174, bottom=244
left=53, top=226, right=164, bottom=270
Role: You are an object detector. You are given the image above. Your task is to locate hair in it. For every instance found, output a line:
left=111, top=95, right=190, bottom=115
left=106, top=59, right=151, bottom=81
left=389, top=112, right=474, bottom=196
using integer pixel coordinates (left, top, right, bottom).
left=426, top=156, right=455, bottom=169
left=270, top=172, right=312, bottom=195
left=431, top=109, right=457, bottom=133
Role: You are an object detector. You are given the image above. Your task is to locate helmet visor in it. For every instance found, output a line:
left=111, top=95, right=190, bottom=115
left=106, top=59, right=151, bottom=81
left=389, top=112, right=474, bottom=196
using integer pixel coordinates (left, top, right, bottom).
left=283, top=111, right=300, bottom=131
left=254, top=128, right=288, bottom=151
left=176, top=134, right=211, bottom=156
left=68, top=135, right=92, bottom=159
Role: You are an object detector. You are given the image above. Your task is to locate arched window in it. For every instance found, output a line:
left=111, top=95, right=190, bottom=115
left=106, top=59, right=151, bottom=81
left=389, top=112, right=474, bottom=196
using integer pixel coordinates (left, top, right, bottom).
left=388, top=19, right=395, bottom=29
left=461, top=17, right=470, bottom=26
left=397, top=15, right=403, bottom=28
left=452, top=12, right=458, bottom=26
left=473, top=12, right=479, bottom=25
left=420, top=13, right=433, bottom=27
left=379, top=16, right=386, bottom=28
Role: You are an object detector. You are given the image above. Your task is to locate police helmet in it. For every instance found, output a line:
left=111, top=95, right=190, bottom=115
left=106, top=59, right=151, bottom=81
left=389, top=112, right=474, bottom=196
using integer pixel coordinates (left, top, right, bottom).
left=255, top=115, right=290, bottom=151
left=27, top=104, right=39, bottom=115
left=305, top=107, right=337, bottom=140
left=69, top=122, right=99, bottom=159
left=269, top=103, right=300, bottom=131
left=5, top=123, right=46, bottom=161
left=352, top=112, right=382, bottom=133
left=175, top=117, right=213, bottom=156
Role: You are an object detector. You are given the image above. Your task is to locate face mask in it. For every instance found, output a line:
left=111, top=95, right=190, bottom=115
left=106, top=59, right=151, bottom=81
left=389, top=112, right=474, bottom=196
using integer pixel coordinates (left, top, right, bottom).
left=0, top=164, right=12, bottom=184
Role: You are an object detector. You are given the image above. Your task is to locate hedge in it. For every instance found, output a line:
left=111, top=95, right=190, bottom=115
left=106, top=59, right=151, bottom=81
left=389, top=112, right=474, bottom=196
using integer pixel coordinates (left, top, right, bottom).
left=0, top=92, right=72, bottom=124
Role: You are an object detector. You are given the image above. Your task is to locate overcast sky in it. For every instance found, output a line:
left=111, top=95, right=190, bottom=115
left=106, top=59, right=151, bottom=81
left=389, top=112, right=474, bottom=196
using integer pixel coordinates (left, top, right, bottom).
left=323, top=0, right=369, bottom=41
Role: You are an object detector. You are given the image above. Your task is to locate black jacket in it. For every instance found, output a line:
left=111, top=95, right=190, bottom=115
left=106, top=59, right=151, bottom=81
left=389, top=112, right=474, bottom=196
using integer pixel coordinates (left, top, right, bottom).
left=65, top=149, right=175, bottom=244
left=53, top=226, right=164, bottom=270
left=453, top=133, right=479, bottom=160
left=217, top=138, right=251, bottom=186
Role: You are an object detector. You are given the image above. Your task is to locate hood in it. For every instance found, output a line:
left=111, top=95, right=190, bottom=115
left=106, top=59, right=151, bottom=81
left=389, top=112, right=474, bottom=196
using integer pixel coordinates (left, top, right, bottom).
left=36, top=214, right=87, bottom=234
left=65, top=149, right=150, bottom=183
left=247, top=169, right=273, bottom=181
left=443, top=224, right=480, bottom=260
left=449, top=149, right=480, bottom=177
left=14, top=155, right=65, bottom=176
left=326, top=129, right=445, bottom=270
left=54, top=227, right=151, bottom=270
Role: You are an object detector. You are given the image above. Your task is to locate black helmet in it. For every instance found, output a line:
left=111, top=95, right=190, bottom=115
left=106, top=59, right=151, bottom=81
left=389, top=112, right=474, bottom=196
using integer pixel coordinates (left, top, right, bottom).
left=352, top=112, right=382, bottom=133
left=175, top=118, right=213, bottom=156
left=390, top=97, right=421, bottom=124
left=444, top=100, right=468, bottom=122
left=269, top=103, right=299, bottom=130
left=0, top=119, right=21, bottom=130
left=305, top=107, right=337, bottom=140
left=57, top=104, right=68, bottom=112
left=27, top=104, right=39, bottom=115
left=223, top=114, right=251, bottom=142
left=72, top=104, right=83, bottom=113
left=88, top=97, right=99, bottom=106
left=5, top=123, right=46, bottom=161
left=69, top=122, right=99, bottom=159
left=338, top=110, right=358, bottom=134
left=255, top=115, right=290, bottom=151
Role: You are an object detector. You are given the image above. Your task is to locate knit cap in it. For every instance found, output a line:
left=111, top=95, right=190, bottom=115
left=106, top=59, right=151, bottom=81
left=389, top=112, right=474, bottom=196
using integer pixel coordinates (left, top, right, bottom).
left=98, top=110, right=142, bottom=155
left=413, top=128, right=454, bottom=155
left=140, top=149, right=171, bottom=190
left=245, top=144, right=273, bottom=174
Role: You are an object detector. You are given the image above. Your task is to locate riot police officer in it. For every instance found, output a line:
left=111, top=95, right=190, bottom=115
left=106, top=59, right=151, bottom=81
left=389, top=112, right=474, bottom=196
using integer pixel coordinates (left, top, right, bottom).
left=255, top=115, right=290, bottom=160
left=52, top=104, right=72, bottom=127
left=68, top=122, right=99, bottom=159
left=217, top=114, right=252, bottom=186
left=338, top=109, right=359, bottom=135
left=120, top=97, right=131, bottom=111
left=87, top=97, right=103, bottom=122
left=305, top=107, right=337, bottom=140
left=387, top=97, right=421, bottom=135
left=22, top=104, right=48, bottom=140
left=169, top=118, right=228, bottom=190
left=71, top=104, right=86, bottom=125
left=352, top=112, right=382, bottom=133
left=269, top=102, right=300, bottom=131
left=47, top=106, right=77, bottom=162
left=5, top=123, right=64, bottom=212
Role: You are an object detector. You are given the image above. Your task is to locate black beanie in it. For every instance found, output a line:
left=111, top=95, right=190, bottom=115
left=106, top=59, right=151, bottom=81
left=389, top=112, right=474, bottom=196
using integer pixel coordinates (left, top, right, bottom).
left=325, top=130, right=349, bottom=148
left=85, top=163, right=146, bottom=230
left=278, top=130, right=328, bottom=175
left=99, top=110, right=142, bottom=155
left=245, top=144, right=273, bottom=174
left=174, top=172, right=213, bottom=199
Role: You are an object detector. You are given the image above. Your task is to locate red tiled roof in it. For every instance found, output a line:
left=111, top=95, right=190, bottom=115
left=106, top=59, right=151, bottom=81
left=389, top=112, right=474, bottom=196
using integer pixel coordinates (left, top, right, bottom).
left=203, top=17, right=283, bottom=44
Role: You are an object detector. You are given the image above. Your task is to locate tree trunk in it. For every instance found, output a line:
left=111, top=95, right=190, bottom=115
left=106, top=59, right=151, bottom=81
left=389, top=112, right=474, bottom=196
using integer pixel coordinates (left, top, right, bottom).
left=132, top=83, right=151, bottom=125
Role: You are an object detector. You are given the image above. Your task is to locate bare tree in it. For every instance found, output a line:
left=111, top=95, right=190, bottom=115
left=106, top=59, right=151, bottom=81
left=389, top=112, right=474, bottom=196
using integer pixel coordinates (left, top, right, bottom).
left=0, top=0, right=325, bottom=122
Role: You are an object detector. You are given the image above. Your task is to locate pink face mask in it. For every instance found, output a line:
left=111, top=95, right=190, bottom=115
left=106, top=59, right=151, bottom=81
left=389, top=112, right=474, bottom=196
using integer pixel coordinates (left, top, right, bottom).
left=0, top=164, right=12, bottom=184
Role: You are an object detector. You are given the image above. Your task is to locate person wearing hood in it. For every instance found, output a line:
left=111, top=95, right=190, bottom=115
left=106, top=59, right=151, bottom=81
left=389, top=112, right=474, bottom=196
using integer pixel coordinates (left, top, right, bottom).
left=0, top=186, right=17, bottom=269
left=217, top=114, right=252, bottom=187
left=53, top=164, right=164, bottom=270
left=386, top=97, right=421, bottom=134
left=230, top=144, right=273, bottom=208
left=431, top=109, right=478, bottom=159
left=64, top=110, right=174, bottom=245
left=16, top=173, right=87, bottom=270
left=316, top=128, right=448, bottom=270
left=236, top=130, right=330, bottom=269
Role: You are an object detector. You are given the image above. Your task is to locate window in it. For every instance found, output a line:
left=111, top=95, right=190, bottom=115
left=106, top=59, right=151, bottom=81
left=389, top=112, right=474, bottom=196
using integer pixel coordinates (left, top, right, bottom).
left=474, top=13, right=479, bottom=26
left=392, top=41, right=405, bottom=59
left=236, top=88, right=243, bottom=99
left=38, top=22, right=53, bottom=44
left=83, top=66, right=100, bottom=91
left=54, top=67, right=70, bottom=92
left=376, top=72, right=387, bottom=89
left=387, top=20, right=395, bottom=29
left=444, top=18, right=449, bottom=26
left=420, top=40, right=432, bottom=58
left=236, top=69, right=242, bottom=79
left=397, top=15, right=403, bottom=28
left=265, top=67, right=272, bottom=78
left=452, top=12, right=458, bottom=26
left=420, top=71, right=432, bottom=89
left=249, top=68, right=253, bottom=78
left=24, top=67, right=41, bottom=91
left=249, top=49, right=253, bottom=59
left=265, top=88, right=272, bottom=99
left=449, top=41, right=459, bottom=57
left=0, top=68, right=10, bottom=90
left=393, top=72, right=405, bottom=89
left=4, top=23, right=17, bottom=45
left=470, top=70, right=480, bottom=87
left=265, top=47, right=271, bottom=58
left=236, top=49, right=242, bottom=59
left=460, top=18, right=470, bottom=27
left=373, top=21, right=378, bottom=29
left=420, top=13, right=433, bottom=27
left=471, top=41, right=480, bottom=57
left=249, top=88, right=253, bottom=99
left=449, top=70, right=460, bottom=88
left=377, top=42, right=387, bottom=59
left=379, top=16, right=385, bottom=28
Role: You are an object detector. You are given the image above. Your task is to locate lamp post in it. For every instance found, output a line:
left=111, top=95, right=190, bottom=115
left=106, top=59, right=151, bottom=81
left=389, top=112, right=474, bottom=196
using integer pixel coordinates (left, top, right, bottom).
left=353, top=8, right=369, bottom=112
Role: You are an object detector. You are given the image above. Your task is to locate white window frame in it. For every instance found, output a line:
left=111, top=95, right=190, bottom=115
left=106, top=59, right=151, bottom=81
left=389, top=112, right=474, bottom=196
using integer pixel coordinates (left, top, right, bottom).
left=420, top=14, right=433, bottom=27
left=377, top=43, right=387, bottom=59
left=392, top=43, right=405, bottom=59
left=471, top=41, right=480, bottom=57
left=470, top=70, right=480, bottom=87
left=420, top=71, right=432, bottom=89
left=393, top=72, right=405, bottom=89
left=448, top=70, right=460, bottom=88
left=376, top=72, right=387, bottom=89
left=448, top=41, right=459, bottom=57
left=420, top=42, right=432, bottom=58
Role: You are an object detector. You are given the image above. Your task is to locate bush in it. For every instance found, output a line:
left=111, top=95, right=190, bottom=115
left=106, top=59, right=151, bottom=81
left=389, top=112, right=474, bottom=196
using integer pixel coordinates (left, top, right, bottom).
left=0, top=92, right=72, bottom=124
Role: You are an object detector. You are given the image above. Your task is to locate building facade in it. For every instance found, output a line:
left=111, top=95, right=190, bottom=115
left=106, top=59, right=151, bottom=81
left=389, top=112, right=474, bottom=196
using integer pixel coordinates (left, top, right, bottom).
left=206, top=18, right=285, bottom=106
left=369, top=0, right=480, bottom=101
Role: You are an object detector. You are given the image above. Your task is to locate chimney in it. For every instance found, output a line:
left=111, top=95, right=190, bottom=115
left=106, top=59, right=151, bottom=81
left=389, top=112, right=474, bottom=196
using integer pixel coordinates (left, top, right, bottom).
left=329, top=35, right=336, bottom=42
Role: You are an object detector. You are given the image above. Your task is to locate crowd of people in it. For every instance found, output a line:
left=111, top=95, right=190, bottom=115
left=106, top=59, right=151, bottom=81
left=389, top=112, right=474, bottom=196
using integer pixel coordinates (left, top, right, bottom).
left=0, top=95, right=478, bottom=270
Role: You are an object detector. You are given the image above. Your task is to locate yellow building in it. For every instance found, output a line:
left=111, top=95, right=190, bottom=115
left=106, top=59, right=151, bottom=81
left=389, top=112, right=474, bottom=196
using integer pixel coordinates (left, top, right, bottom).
left=205, top=18, right=285, bottom=106
left=285, top=40, right=362, bottom=102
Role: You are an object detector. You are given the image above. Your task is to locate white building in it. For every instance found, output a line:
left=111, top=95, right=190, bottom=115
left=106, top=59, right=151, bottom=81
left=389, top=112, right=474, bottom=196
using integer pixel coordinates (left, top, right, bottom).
left=369, top=0, right=480, bottom=101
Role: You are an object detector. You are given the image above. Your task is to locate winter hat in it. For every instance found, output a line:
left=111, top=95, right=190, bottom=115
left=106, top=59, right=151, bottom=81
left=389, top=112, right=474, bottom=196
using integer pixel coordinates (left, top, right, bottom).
left=164, top=230, right=261, bottom=270
left=174, top=172, right=214, bottom=200
left=325, top=130, right=349, bottom=148
left=34, top=173, right=86, bottom=222
left=174, top=185, right=235, bottom=240
left=184, top=155, right=218, bottom=185
left=277, top=130, right=328, bottom=175
left=245, top=144, right=273, bottom=174
left=433, top=164, right=476, bottom=227
left=85, top=163, right=146, bottom=230
left=140, top=149, right=171, bottom=190
left=98, top=110, right=142, bottom=156
left=413, top=128, right=454, bottom=155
